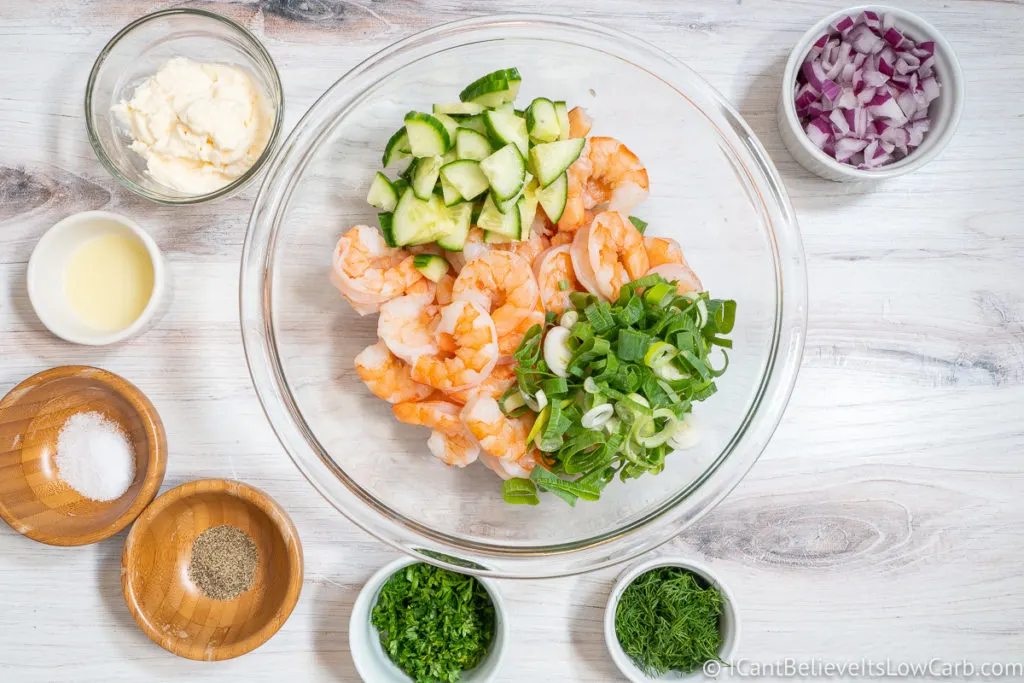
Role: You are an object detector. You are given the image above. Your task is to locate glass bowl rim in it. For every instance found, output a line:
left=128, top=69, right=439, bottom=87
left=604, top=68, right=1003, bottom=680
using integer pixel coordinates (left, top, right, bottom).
left=240, top=13, right=808, bottom=578
left=83, top=7, right=285, bottom=206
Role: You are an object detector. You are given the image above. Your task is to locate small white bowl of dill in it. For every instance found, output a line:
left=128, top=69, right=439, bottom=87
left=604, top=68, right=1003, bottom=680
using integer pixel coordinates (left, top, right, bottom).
left=604, top=556, right=740, bottom=681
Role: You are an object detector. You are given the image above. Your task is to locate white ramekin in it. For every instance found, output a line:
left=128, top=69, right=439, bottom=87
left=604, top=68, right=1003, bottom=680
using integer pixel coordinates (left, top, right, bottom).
left=27, top=210, right=165, bottom=345
left=604, top=556, right=740, bottom=682
left=777, top=5, right=965, bottom=182
left=350, top=557, right=509, bottom=683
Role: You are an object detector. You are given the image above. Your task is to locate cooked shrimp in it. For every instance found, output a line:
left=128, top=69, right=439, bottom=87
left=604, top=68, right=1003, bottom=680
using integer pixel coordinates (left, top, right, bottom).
left=435, top=273, right=455, bottom=305
left=570, top=224, right=603, bottom=297
left=587, top=211, right=650, bottom=300
left=550, top=231, right=574, bottom=247
left=330, top=226, right=434, bottom=308
left=410, top=299, right=499, bottom=391
left=647, top=263, right=703, bottom=294
left=556, top=141, right=594, bottom=233
left=461, top=394, right=535, bottom=462
left=644, top=236, right=686, bottom=268
left=491, top=228, right=549, bottom=265
left=499, top=304, right=544, bottom=358
left=354, top=342, right=433, bottom=404
left=568, top=106, right=592, bottom=138
left=445, top=364, right=516, bottom=404
left=583, top=137, right=650, bottom=213
left=392, top=399, right=479, bottom=467
left=479, top=449, right=538, bottom=480
left=452, top=250, right=541, bottom=339
left=392, top=399, right=464, bottom=434
left=378, top=295, right=439, bottom=364
left=427, top=430, right=480, bottom=467
left=534, top=245, right=582, bottom=314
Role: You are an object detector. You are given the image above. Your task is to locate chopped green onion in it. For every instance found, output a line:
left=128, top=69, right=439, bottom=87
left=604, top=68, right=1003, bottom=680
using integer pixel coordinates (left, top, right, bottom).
left=616, top=329, right=651, bottom=362
left=502, top=478, right=539, bottom=505
left=628, top=216, right=648, bottom=233
left=559, top=310, right=579, bottom=329
left=557, top=279, right=570, bottom=291
left=643, top=341, right=677, bottom=368
left=540, top=377, right=569, bottom=396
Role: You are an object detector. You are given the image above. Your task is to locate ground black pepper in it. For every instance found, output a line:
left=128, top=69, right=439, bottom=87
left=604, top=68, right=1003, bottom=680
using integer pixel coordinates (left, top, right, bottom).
left=188, top=525, right=258, bottom=600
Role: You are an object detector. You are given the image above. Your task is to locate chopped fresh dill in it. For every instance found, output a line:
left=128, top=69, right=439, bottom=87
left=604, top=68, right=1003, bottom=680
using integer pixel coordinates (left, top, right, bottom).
left=614, top=567, right=724, bottom=675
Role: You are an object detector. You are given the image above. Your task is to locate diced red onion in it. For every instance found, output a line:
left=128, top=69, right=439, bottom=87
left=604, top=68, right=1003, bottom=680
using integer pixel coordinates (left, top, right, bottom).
left=794, top=10, right=942, bottom=169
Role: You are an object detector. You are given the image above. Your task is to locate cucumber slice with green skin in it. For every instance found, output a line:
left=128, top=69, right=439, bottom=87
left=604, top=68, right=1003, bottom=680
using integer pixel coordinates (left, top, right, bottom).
left=476, top=193, right=521, bottom=239
left=410, top=156, right=442, bottom=200
left=483, top=230, right=513, bottom=244
left=457, top=115, right=488, bottom=135
left=440, top=160, right=489, bottom=201
left=433, top=102, right=487, bottom=116
left=529, top=138, right=586, bottom=188
left=398, top=157, right=417, bottom=182
left=536, top=171, right=568, bottom=222
left=413, top=254, right=450, bottom=282
left=404, top=112, right=451, bottom=157
left=517, top=178, right=539, bottom=239
left=392, top=177, right=409, bottom=198
left=366, top=172, right=399, bottom=212
left=554, top=101, right=570, bottom=141
left=484, top=107, right=529, bottom=157
left=455, top=128, right=493, bottom=161
left=460, top=68, right=522, bottom=107
left=493, top=172, right=532, bottom=214
left=392, top=190, right=455, bottom=246
left=379, top=212, right=397, bottom=248
left=480, top=144, right=526, bottom=201
left=436, top=203, right=472, bottom=251
left=526, top=98, right=560, bottom=143
left=440, top=175, right=463, bottom=206
left=382, top=128, right=411, bottom=167
left=433, top=112, right=460, bottom=145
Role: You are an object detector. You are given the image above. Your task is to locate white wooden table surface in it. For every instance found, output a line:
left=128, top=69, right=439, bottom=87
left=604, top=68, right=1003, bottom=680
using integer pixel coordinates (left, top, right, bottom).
left=2, top=0, right=1023, bottom=681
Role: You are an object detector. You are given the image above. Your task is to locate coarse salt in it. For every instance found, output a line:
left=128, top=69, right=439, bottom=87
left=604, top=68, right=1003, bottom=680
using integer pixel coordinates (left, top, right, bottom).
left=54, top=411, right=136, bottom=502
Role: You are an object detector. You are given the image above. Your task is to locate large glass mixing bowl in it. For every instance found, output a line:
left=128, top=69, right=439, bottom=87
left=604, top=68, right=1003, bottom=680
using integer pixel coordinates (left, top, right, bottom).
left=241, top=15, right=806, bottom=578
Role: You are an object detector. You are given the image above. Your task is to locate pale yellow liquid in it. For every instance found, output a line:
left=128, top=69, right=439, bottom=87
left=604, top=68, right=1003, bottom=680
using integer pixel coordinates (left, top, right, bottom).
left=64, top=233, right=155, bottom=331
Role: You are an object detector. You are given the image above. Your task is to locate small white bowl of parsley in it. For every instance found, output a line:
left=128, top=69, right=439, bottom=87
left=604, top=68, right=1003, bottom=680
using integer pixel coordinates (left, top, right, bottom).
left=604, top=556, right=739, bottom=681
left=351, top=557, right=509, bottom=683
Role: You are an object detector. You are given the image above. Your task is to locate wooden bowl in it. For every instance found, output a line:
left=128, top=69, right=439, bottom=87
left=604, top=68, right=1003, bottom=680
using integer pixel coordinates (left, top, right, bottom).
left=121, top=479, right=304, bottom=661
left=0, top=365, right=167, bottom=546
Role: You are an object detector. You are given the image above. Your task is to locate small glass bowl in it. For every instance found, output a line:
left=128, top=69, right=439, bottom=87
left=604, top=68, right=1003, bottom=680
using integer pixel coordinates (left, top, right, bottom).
left=85, top=9, right=284, bottom=205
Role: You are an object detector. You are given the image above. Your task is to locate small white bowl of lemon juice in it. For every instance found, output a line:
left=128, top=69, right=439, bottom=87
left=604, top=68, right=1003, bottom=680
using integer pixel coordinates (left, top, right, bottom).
left=28, top=210, right=164, bottom=345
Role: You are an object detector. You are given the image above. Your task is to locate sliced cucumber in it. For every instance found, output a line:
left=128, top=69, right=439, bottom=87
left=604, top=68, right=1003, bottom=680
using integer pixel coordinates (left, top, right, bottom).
left=484, top=106, right=529, bottom=157
left=526, top=98, right=560, bottom=143
left=433, top=102, right=487, bottom=116
left=433, top=112, right=460, bottom=145
left=536, top=171, right=568, bottom=222
left=392, top=177, right=409, bottom=198
left=366, top=172, right=398, bottom=212
left=392, top=190, right=454, bottom=246
left=493, top=172, right=532, bottom=214
left=436, top=203, right=472, bottom=251
left=458, top=115, right=488, bottom=135
left=410, top=156, right=442, bottom=200
left=379, top=212, right=397, bottom=248
left=440, top=160, right=489, bottom=201
left=529, top=138, right=585, bottom=187
left=460, top=68, right=522, bottom=107
left=554, top=101, right=571, bottom=141
left=455, top=128, right=493, bottom=161
left=413, top=254, right=449, bottom=282
left=382, top=128, right=411, bottom=167
left=477, top=193, right=521, bottom=239
left=404, top=112, right=451, bottom=157
left=517, top=178, right=539, bottom=239
left=440, top=174, right=463, bottom=206
left=480, top=144, right=526, bottom=201
left=483, top=230, right=513, bottom=244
